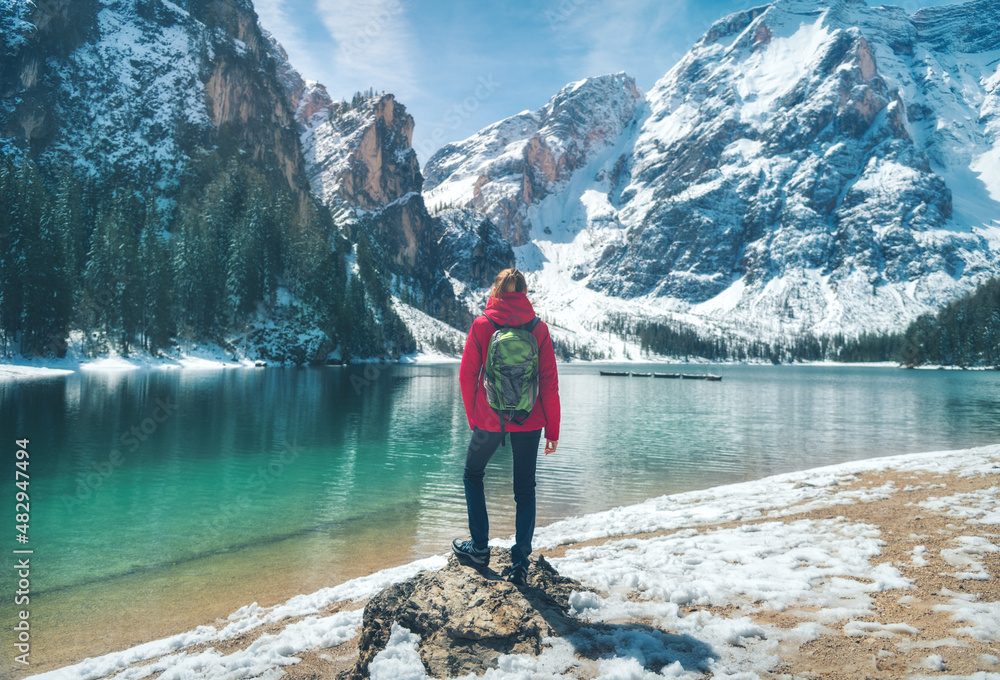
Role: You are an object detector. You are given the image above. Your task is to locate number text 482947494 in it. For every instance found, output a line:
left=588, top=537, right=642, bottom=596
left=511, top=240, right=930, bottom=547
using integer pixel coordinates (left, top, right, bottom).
left=13, top=437, right=32, bottom=668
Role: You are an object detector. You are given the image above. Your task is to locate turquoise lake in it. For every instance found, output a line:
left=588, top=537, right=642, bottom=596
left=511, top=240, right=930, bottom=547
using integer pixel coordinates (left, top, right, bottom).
left=2, top=363, right=999, bottom=670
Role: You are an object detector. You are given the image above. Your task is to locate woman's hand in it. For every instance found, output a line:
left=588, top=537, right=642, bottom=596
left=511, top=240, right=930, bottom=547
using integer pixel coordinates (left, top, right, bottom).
left=544, top=439, right=558, bottom=455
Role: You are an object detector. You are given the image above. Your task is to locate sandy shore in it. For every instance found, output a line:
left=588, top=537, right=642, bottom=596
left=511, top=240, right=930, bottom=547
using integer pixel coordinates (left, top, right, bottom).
left=541, top=464, right=1000, bottom=678
left=26, top=445, right=1000, bottom=679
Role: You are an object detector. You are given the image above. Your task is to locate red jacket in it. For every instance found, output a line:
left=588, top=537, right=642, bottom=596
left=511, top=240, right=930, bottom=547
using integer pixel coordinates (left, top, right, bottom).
left=459, top=292, right=561, bottom=441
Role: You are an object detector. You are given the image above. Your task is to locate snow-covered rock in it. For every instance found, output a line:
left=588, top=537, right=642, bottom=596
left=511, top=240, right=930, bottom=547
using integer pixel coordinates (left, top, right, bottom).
left=423, top=0, right=1000, bottom=337
left=1, top=0, right=312, bottom=217
left=425, top=73, right=642, bottom=247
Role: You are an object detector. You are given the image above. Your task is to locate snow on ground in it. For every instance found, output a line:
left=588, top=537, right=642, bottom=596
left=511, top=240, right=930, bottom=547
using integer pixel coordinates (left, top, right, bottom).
left=29, top=444, right=1000, bottom=680
left=918, top=487, right=1000, bottom=526
left=530, top=446, right=999, bottom=548
left=0, top=343, right=256, bottom=379
left=0, top=363, right=75, bottom=379
left=393, top=297, right=466, bottom=362
left=1, top=296, right=466, bottom=378
left=29, top=556, right=448, bottom=680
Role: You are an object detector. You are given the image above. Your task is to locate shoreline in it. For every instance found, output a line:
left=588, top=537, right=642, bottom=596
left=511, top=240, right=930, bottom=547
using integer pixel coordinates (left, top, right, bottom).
left=7, top=336, right=997, bottom=379
left=23, top=444, right=1000, bottom=679
left=0, top=353, right=920, bottom=381
left=11, top=527, right=427, bottom=675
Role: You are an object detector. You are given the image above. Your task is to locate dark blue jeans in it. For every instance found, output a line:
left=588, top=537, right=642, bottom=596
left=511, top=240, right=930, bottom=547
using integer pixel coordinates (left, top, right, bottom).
left=462, top=427, right=541, bottom=565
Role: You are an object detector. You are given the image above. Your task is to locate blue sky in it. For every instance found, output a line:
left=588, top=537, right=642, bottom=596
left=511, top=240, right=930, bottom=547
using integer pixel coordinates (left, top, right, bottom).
left=254, top=0, right=957, bottom=164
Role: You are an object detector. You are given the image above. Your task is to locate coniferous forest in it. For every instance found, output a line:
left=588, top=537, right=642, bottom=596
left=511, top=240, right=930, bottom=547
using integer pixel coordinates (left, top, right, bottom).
left=604, top=275, right=1000, bottom=368
left=836, top=277, right=1000, bottom=369
left=896, top=278, right=1000, bottom=368
left=2, top=149, right=995, bottom=366
left=0, top=153, right=414, bottom=362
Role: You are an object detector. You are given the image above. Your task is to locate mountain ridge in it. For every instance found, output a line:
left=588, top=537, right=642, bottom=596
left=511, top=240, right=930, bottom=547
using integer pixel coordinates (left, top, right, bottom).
left=0, top=0, right=511, bottom=362
left=2, top=0, right=998, bottom=364
left=423, top=0, right=1000, bottom=341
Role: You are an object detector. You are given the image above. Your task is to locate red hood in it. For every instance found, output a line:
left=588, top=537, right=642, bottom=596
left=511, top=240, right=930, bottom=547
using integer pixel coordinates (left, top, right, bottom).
left=484, top=292, right=536, bottom=327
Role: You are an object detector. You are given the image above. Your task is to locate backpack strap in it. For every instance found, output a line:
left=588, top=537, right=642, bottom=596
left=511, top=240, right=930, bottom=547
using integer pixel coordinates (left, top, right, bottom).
left=482, top=315, right=507, bottom=444
left=483, top=315, right=540, bottom=331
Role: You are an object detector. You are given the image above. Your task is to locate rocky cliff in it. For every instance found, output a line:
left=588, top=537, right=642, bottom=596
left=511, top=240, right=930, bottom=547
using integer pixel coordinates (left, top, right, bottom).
left=591, top=0, right=1000, bottom=334
left=424, top=73, right=642, bottom=247
left=422, top=0, right=1000, bottom=338
left=298, top=90, right=431, bottom=270
left=269, top=38, right=513, bottom=321
left=1, top=0, right=314, bottom=218
left=0, top=0, right=508, bottom=360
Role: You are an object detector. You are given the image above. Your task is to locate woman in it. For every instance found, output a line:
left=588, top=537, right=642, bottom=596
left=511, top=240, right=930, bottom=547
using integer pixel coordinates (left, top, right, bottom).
left=452, top=268, right=560, bottom=586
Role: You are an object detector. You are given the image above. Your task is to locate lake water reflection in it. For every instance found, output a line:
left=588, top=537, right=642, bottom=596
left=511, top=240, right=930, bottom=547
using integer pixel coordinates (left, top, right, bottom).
left=2, top=362, right=998, bottom=668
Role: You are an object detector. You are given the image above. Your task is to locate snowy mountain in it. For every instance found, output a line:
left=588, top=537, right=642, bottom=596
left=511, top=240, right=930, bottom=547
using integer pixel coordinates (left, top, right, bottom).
left=266, top=37, right=513, bottom=330
left=424, top=0, right=1000, bottom=338
left=0, top=0, right=508, bottom=361
left=1, top=0, right=314, bottom=217
left=424, top=73, right=642, bottom=247
left=0, top=0, right=344, bottom=362
left=5, top=0, right=998, bottom=362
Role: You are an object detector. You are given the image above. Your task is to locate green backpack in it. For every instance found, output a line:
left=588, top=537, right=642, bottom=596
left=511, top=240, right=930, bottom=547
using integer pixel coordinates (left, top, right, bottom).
left=483, top=316, right=541, bottom=443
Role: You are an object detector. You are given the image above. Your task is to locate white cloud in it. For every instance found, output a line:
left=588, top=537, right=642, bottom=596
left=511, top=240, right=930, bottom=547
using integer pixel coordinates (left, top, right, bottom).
left=314, top=0, right=420, bottom=100
left=554, top=0, right=965, bottom=92
left=547, top=0, right=707, bottom=88
left=254, top=0, right=329, bottom=83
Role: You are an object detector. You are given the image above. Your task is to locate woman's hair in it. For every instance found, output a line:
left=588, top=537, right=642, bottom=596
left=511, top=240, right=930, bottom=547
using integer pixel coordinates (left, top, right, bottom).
left=489, top=268, right=527, bottom=301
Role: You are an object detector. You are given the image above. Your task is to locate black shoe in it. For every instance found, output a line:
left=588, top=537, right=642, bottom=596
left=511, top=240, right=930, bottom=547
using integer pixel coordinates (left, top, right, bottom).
left=452, top=538, right=490, bottom=566
left=503, top=560, right=528, bottom=586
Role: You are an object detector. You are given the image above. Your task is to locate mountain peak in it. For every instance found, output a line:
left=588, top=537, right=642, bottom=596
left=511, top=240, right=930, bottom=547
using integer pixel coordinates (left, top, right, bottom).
left=297, top=88, right=418, bottom=212
left=423, top=72, right=642, bottom=245
left=421, top=0, right=1000, bottom=338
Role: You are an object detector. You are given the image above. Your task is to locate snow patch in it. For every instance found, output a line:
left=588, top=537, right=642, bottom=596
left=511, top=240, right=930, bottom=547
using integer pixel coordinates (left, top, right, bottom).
left=28, top=446, right=1000, bottom=679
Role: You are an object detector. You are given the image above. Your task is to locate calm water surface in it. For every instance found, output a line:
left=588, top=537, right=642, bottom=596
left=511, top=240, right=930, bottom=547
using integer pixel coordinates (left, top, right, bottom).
left=2, top=363, right=998, bottom=669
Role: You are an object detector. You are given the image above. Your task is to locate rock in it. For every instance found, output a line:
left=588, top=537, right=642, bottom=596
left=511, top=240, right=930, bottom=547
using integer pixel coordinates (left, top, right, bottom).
left=432, top=208, right=515, bottom=289
left=423, top=73, right=643, bottom=247
left=289, top=82, right=503, bottom=322
left=2, top=0, right=316, bottom=217
left=342, top=549, right=595, bottom=679
left=419, top=0, right=1000, bottom=337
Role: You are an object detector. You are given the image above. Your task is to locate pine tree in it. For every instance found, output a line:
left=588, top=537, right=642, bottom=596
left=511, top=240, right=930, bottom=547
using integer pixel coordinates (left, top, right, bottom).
left=14, top=160, right=72, bottom=356
left=0, top=158, right=22, bottom=353
left=174, top=209, right=225, bottom=338
left=114, top=191, right=143, bottom=354
left=139, top=203, right=175, bottom=353
left=255, top=172, right=284, bottom=299
left=226, top=191, right=266, bottom=319
left=53, top=171, right=86, bottom=282
left=84, top=188, right=143, bottom=353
